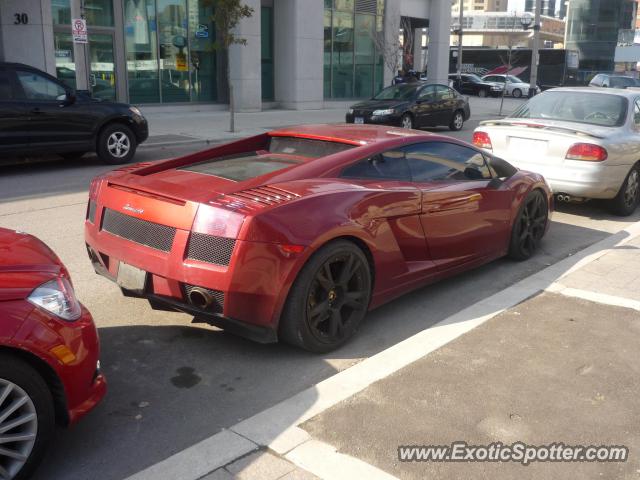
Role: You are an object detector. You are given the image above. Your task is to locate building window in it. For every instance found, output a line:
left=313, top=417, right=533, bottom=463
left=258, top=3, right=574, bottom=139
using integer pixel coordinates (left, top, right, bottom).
left=261, top=6, right=274, bottom=101
left=324, top=1, right=384, bottom=99
left=51, top=0, right=113, bottom=27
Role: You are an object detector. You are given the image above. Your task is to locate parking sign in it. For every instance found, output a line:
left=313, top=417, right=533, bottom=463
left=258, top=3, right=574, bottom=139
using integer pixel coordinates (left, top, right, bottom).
left=72, top=18, right=87, bottom=43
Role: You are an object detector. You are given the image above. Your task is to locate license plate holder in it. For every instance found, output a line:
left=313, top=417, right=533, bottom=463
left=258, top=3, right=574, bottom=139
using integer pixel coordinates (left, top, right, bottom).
left=354, top=117, right=364, bottom=124
left=116, top=262, right=147, bottom=294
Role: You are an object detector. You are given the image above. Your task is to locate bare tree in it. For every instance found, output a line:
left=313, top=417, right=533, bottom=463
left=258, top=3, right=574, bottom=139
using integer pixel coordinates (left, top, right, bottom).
left=371, top=17, right=414, bottom=85
left=212, top=0, right=254, bottom=133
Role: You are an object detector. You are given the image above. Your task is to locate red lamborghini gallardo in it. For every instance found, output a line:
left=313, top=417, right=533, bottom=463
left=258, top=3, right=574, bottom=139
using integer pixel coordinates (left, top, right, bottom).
left=85, top=124, right=552, bottom=352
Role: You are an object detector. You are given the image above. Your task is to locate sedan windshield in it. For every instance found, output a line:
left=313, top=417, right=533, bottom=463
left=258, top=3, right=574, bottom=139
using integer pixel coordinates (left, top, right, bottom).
left=466, top=74, right=483, bottom=83
left=373, top=84, right=416, bottom=101
left=511, top=91, right=627, bottom=127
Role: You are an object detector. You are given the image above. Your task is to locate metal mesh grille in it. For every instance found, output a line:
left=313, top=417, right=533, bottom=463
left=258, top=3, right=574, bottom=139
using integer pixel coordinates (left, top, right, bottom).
left=87, top=200, right=97, bottom=223
left=355, top=0, right=377, bottom=13
left=186, top=233, right=236, bottom=266
left=183, top=284, right=224, bottom=313
left=101, top=208, right=176, bottom=252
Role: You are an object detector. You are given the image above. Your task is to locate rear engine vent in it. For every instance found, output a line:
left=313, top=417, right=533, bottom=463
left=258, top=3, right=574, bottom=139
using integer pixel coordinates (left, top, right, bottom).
left=226, top=185, right=300, bottom=207
left=183, top=284, right=224, bottom=313
left=101, top=208, right=176, bottom=252
left=186, top=233, right=236, bottom=266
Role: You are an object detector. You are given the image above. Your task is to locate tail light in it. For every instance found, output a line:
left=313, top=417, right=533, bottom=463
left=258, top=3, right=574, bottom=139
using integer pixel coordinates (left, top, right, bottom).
left=473, top=131, right=493, bottom=150
left=565, top=143, right=608, bottom=162
left=192, top=204, right=245, bottom=238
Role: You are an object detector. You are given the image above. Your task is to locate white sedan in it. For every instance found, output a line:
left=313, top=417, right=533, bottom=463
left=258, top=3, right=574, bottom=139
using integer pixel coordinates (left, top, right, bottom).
left=481, top=74, right=540, bottom=98
left=473, top=87, right=640, bottom=216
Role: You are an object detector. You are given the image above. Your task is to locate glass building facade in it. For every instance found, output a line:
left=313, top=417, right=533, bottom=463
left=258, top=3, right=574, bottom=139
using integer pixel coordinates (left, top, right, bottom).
left=323, top=0, right=385, bottom=99
left=565, top=0, right=635, bottom=79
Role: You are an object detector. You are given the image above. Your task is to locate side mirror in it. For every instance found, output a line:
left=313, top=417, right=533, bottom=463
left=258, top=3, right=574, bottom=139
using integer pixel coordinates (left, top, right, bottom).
left=487, top=177, right=504, bottom=189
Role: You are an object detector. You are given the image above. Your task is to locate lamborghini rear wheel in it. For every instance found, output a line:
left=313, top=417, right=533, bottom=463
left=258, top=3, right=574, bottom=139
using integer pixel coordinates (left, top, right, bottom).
left=508, top=190, right=548, bottom=260
left=279, top=240, right=372, bottom=353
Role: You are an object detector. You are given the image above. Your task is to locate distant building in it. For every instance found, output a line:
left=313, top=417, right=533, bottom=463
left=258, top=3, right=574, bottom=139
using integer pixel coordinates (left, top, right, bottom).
left=451, top=11, right=565, bottom=47
left=452, top=0, right=509, bottom=14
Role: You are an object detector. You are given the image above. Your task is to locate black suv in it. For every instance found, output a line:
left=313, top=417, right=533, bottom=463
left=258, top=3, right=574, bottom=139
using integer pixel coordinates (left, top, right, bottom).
left=0, top=62, right=148, bottom=164
left=448, top=73, right=503, bottom=97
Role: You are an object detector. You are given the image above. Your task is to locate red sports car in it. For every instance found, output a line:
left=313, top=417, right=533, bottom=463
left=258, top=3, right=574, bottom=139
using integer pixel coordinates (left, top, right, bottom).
left=85, top=124, right=552, bottom=352
left=0, top=228, right=106, bottom=479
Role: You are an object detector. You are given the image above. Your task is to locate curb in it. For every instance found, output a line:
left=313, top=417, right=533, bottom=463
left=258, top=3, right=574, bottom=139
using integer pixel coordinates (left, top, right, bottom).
left=125, top=220, right=640, bottom=480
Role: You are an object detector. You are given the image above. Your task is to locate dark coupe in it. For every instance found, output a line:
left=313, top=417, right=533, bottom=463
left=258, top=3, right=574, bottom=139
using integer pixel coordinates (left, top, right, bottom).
left=449, top=73, right=503, bottom=97
left=346, top=83, right=471, bottom=131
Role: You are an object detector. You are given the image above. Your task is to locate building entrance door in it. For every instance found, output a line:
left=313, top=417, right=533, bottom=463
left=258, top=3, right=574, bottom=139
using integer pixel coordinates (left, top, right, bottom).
left=87, top=33, right=117, bottom=101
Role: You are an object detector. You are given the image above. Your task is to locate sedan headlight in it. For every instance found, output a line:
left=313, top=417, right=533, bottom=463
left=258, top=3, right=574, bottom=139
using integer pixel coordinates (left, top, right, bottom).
left=28, top=277, right=82, bottom=321
left=348, top=108, right=354, bottom=115
left=372, top=108, right=394, bottom=116
left=491, top=85, right=502, bottom=90
left=129, top=106, right=143, bottom=117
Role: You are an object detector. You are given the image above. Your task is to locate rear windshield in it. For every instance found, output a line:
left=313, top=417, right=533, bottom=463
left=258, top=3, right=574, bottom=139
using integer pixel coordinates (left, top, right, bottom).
left=180, top=153, right=300, bottom=181
left=268, top=136, right=355, bottom=158
left=609, top=76, right=638, bottom=88
left=510, top=91, right=627, bottom=127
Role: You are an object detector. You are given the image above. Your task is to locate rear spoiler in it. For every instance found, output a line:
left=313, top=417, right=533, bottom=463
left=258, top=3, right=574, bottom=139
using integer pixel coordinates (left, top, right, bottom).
left=478, top=120, right=606, bottom=139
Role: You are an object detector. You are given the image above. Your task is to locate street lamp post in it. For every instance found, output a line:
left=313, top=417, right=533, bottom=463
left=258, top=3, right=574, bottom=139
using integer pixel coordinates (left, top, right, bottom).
left=452, top=0, right=464, bottom=82
left=520, top=2, right=541, bottom=97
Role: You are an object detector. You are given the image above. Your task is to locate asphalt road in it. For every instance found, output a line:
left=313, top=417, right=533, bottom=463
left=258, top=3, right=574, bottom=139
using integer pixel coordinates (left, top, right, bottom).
left=1, top=127, right=638, bottom=480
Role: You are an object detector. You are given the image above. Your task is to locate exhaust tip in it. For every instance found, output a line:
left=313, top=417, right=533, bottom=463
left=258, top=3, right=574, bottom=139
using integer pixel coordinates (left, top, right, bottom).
left=188, top=288, right=212, bottom=310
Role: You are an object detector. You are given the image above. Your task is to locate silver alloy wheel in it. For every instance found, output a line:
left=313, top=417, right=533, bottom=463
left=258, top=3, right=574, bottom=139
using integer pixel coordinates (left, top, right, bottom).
left=107, top=131, right=131, bottom=158
left=453, top=112, right=464, bottom=129
left=0, top=379, right=37, bottom=479
left=401, top=115, right=412, bottom=129
left=512, top=88, right=522, bottom=98
left=624, top=169, right=639, bottom=208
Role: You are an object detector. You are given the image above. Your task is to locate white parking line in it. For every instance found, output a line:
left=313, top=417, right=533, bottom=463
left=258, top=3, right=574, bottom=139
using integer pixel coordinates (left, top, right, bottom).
left=125, top=220, right=640, bottom=480
left=547, top=283, right=640, bottom=311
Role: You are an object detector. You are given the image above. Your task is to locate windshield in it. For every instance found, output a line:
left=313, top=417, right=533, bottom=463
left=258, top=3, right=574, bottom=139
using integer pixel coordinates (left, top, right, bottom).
left=510, top=91, right=627, bottom=127
left=466, top=74, right=483, bottom=82
left=609, top=76, right=638, bottom=88
left=373, top=84, right=417, bottom=101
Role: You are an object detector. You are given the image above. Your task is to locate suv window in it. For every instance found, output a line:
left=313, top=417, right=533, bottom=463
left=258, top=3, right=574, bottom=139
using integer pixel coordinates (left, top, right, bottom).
left=0, top=70, right=14, bottom=100
left=404, top=142, right=492, bottom=182
left=16, top=70, right=67, bottom=101
left=341, top=149, right=411, bottom=181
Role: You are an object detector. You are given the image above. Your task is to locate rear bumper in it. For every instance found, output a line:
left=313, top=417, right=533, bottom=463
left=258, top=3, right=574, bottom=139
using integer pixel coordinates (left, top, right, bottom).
left=84, top=210, right=305, bottom=340
left=505, top=160, right=630, bottom=199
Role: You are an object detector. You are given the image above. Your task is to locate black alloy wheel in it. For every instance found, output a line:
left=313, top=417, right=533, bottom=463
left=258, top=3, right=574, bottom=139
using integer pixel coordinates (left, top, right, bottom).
left=279, top=241, right=372, bottom=353
left=508, top=190, right=548, bottom=260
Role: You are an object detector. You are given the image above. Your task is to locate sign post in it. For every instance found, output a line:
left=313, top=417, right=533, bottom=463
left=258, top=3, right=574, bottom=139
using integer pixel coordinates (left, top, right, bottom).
left=72, top=18, right=88, bottom=44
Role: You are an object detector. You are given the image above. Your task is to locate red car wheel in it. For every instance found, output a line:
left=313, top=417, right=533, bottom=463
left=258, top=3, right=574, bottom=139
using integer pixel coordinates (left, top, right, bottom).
left=280, top=240, right=372, bottom=353
left=508, top=190, right=548, bottom=260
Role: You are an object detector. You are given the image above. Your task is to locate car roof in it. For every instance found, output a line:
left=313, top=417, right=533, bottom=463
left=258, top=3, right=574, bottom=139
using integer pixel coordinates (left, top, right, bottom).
left=268, top=124, right=431, bottom=146
left=547, top=86, right=640, bottom=97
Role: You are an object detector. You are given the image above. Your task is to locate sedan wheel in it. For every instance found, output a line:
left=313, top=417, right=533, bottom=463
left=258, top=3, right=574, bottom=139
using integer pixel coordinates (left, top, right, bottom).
left=401, top=114, right=413, bottom=129
left=279, top=241, right=372, bottom=353
left=512, top=88, right=522, bottom=98
left=508, top=190, right=548, bottom=260
left=449, top=111, right=465, bottom=131
left=0, top=355, right=54, bottom=480
left=610, top=165, right=640, bottom=216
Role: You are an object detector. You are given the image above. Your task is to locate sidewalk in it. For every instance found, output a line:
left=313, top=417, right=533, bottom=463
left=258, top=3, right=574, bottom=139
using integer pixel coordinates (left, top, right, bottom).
left=138, top=96, right=524, bottom=147
left=126, top=222, right=640, bottom=480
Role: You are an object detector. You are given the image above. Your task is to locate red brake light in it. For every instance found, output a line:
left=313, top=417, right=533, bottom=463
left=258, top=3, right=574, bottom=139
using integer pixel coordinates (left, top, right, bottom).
left=192, top=204, right=245, bottom=238
left=473, top=131, right=493, bottom=150
left=565, top=143, right=608, bottom=162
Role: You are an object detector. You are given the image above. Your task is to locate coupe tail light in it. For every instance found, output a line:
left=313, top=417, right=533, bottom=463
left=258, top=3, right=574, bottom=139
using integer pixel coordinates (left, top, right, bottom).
left=473, top=131, right=493, bottom=150
left=192, top=204, right=245, bottom=238
left=565, top=143, right=608, bottom=162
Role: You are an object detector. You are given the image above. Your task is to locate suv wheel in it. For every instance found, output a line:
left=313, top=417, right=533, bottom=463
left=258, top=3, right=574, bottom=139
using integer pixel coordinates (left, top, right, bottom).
left=97, top=124, right=137, bottom=165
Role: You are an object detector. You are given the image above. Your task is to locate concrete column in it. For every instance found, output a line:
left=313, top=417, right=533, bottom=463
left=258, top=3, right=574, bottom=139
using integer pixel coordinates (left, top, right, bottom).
left=274, top=0, right=323, bottom=110
left=412, top=28, right=423, bottom=72
left=228, top=0, right=261, bottom=112
left=70, top=0, right=89, bottom=90
left=383, top=0, right=401, bottom=86
left=426, top=0, right=450, bottom=85
left=0, top=0, right=56, bottom=75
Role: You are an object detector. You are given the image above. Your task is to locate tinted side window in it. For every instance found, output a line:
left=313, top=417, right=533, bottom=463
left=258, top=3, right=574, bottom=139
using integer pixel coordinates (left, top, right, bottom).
left=417, top=85, right=436, bottom=101
left=435, top=85, right=451, bottom=100
left=16, top=70, right=66, bottom=101
left=342, top=149, right=411, bottom=181
left=405, top=142, right=492, bottom=182
left=0, top=70, right=13, bottom=100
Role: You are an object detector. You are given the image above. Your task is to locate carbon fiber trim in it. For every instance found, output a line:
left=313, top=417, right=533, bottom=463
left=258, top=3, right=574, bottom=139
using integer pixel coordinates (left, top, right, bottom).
left=186, top=233, right=236, bottom=266
left=101, top=208, right=176, bottom=252
left=183, top=284, right=224, bottom=313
